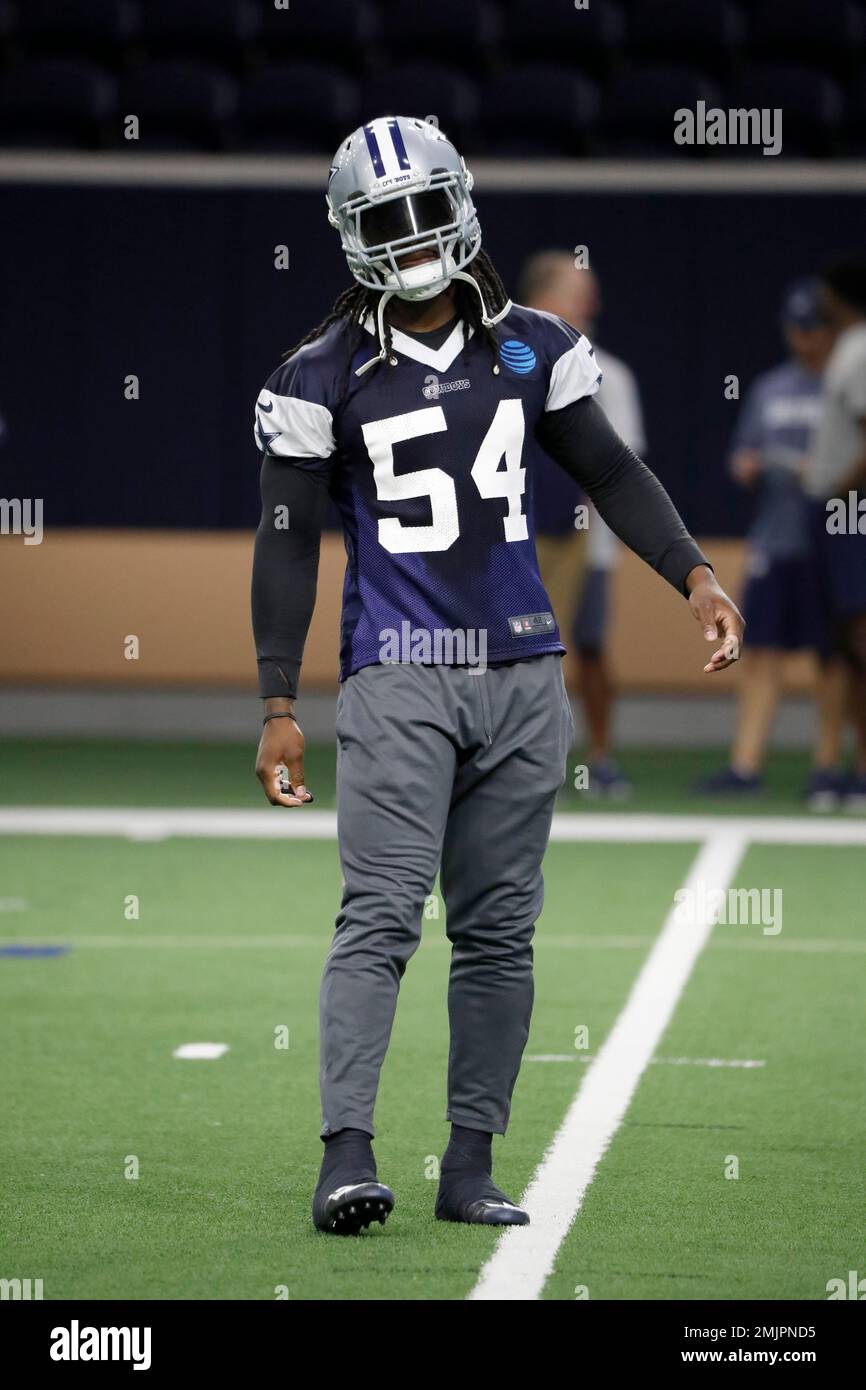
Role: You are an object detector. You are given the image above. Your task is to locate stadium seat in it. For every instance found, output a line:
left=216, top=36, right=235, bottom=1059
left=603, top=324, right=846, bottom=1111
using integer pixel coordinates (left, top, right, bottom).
left=501, top=0, right=626, bottom=77
left=600, top=65, right=720, bottom=157
left=116, top=62, right=237, bottom=151
left=626, top=0, right=744, bottom=78
left=0, top=0, right=13, bottom=69
left=0, top=1, right=860, bottom=158
left=477, top=65, right=600, bottom=156
left=137, top=0, right=257, bottom=69
left=842, top=76, right=866, bottom=155
left=13, top=0, right=138, bottom=62
left=722, top=65, right=844, bottom=158
left=379, top=0, right=501, bottom=75
left=747, top=0, right=865, bottom=78
left=0, top=59, right=116, bottom=148
left=358, top=65, right=478, bottom=151
left=238, top=63, right=359, bottom=153
left=254, top=0, right=380, bottom=72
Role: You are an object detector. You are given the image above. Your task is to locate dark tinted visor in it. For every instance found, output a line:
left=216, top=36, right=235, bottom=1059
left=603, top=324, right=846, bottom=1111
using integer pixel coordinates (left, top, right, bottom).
left=359, top=189, right=454, bottom=247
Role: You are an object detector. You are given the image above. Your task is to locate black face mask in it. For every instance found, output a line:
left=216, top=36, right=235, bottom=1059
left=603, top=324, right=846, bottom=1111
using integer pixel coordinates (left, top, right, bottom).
left=359, top=189, right=454, bottom=248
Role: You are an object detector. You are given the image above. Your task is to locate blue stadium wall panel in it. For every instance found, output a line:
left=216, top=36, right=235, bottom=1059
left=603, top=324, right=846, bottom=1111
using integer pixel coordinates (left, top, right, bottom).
left=0, top=182, right=860, bottom=536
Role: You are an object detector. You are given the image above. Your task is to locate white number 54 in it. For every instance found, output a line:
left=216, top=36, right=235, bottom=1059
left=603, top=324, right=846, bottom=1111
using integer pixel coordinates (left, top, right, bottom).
left=362, top=399, right=527, bottom=554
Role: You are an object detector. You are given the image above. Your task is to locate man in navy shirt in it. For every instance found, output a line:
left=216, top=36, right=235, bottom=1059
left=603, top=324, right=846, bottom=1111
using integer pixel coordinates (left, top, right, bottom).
left=251, top=116, right=744, bottom=1236
left=695, top=281, right=841, bottom=806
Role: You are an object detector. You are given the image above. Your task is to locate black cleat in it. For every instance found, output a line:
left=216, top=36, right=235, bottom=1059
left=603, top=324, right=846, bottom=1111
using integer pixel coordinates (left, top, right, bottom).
left=435, top=1173, right=529, bottom=1226
left=313, top=1180, right=394, bottom=1236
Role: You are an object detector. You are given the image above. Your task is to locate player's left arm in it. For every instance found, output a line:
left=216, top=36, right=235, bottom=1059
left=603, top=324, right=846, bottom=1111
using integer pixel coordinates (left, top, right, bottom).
left=536, top=395, right=744, bottom=672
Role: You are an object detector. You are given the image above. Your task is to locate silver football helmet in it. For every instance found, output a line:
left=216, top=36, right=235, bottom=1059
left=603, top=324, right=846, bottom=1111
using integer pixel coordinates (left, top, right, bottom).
left=326, top=116, right=482, bottom=302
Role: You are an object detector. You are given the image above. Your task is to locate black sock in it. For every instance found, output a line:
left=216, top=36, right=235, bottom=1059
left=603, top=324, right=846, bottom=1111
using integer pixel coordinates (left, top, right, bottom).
left=318, top=1128, right=376, bottom=1185
left=441, top=1123, right=493, bottom=1177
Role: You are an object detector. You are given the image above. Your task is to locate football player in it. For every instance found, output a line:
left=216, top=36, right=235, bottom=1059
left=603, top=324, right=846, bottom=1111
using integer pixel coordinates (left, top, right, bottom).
left=251, top=117, right=743, bottom=1235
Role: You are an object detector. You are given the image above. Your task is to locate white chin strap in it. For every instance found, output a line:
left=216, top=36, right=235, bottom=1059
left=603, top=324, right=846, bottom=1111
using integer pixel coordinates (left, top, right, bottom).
left=355, top=268, right=512, bottom=378
left=450, top=271, right=512, bottom=328
left=355, top=289, right=399, bottom=376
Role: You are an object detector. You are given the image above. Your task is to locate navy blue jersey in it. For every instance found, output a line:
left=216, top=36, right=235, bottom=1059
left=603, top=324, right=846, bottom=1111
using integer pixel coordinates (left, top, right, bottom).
left=254, top=303, right=601, bottom=679
left=730, top=360, right=824, bottom=560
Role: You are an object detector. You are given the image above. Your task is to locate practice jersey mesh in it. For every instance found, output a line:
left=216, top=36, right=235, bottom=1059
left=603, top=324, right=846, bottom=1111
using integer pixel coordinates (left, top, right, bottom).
left=254, top=303, right=601, bottom=678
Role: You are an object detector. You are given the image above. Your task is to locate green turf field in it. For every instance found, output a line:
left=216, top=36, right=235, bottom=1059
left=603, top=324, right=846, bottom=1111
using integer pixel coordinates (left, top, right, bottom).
left=0, top=737, right=840, bottom=814
left=1, top=739, right=863, bottom=1300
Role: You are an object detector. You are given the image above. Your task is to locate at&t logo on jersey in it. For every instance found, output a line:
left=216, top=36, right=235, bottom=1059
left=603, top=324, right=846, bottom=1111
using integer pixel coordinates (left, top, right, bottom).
left=499, top=340, right=537, bottom=374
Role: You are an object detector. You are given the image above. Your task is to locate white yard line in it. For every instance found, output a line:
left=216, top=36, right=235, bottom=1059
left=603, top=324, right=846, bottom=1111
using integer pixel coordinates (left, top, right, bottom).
left=172, top=1042, right=229, bottom=1060
left=1, top=806, right=866, bottom=845
left=525, top=1054, right=767, bottom=1068
left=0, top=807, right=341, bottom=841
left=467, top=831, right=747, bottom=1302
left=550, top=813, right=866, bottom=846
left=652, top=1056, right=766, bottom=1069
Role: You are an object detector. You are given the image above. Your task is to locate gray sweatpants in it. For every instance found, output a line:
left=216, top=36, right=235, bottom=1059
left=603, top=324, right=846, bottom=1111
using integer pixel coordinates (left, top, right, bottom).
left=319, top=653, right=573, bottom=1138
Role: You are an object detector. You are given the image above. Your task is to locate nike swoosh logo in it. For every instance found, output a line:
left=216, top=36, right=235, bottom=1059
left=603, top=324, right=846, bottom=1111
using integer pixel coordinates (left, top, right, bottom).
left=258, top=399, right=274, bottom=413
left=328, top=1184, right=373, bottom=1201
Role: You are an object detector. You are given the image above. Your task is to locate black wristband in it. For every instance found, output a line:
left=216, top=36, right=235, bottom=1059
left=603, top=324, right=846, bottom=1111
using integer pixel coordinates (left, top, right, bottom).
left=262, top=711, right=295, bottom=726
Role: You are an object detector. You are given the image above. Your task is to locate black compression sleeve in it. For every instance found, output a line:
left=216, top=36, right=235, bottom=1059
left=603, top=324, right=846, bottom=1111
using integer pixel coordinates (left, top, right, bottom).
left=251, top=455, right=331, bottom=700
left=535, top=396, right=710, bottom=596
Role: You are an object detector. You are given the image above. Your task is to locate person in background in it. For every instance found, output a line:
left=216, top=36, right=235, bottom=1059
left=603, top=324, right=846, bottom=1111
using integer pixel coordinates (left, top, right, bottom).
left=694, top=279, right=843, bottom=807
left=805, top=258, right=866, bottom=811
left=519, top=253, right=646, bottom=799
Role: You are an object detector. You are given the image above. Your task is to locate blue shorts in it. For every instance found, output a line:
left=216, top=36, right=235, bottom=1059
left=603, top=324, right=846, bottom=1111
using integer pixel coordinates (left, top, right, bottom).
left=812, top=495, right=866, bottom=622
left=740, top=550, right=829, bottom=655
left=574, top=567, right=609, bottom=653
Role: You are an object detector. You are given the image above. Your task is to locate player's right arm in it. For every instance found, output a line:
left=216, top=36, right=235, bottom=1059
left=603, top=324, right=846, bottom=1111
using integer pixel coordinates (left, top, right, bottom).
left=250, top=347, right=340, bottom=807
left=252, top=456, right=330, bottom=806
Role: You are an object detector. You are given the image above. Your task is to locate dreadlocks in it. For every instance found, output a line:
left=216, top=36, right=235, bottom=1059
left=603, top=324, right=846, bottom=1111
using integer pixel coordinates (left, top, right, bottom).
left=282, top=249, right=510, bottom=390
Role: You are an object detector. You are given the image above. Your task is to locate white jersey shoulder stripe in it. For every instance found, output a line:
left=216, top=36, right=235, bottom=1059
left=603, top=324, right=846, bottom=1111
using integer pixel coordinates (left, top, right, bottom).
left=254, top=388, right=336, bottom=458
left=545, top=334, right=602, bottom=412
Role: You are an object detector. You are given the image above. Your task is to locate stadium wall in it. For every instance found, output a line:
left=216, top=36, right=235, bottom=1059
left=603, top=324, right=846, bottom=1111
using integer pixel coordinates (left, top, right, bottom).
left=0, top=530, right=815, bottom=695
left=0, top=160, right=848, bottom=701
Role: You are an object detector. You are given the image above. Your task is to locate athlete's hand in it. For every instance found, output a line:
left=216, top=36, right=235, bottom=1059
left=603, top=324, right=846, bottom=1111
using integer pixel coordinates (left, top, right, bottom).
left=255, top=702, right=314, bottom=807
left=686, top=566, right=745, bottom=674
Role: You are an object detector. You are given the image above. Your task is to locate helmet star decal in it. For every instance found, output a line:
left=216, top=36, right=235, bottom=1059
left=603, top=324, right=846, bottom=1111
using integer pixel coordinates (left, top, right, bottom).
left=255, top=410, right=281, bottom=452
